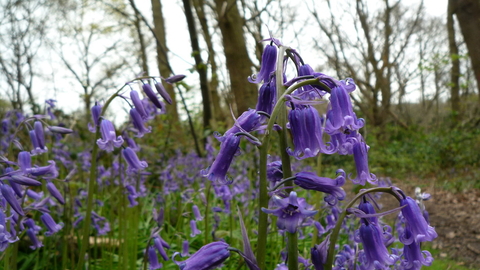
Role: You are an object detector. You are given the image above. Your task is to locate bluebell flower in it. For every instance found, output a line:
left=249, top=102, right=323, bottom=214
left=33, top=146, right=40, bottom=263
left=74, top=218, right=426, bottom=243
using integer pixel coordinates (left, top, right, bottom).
left=26, top=228, right=43, bottom=250
left=249, top=44, right=277, bottom=83
left=46, top=180, right=65, bottom=205
left=40, top=213, right=63, bottom=236
left=173, top=241, right=230, bottom=270
left=400, top=228, right=434, bottom=270
left=88, top=102, right=102, bottom=132
left=324, top=82, right=364, bottom=135
left=255, top=79, right=276, bottom=115
left=29, top=130, right=47, bottom=155
left=287, top=105, right=334, bottom=159
left=266, top=160, right=283, bottom=184
left=165, top=74, right=186, bottom=84
left=47, top=126, right=73, bottom=134
left=350, top=138, right=377, bottom=185
left=311, top=235, right=329, bottom=270
left=130, top=90, right=151, bottom=121
left=153, top=236, right=169, bottom=261
left=129, top=108, right=152, bottom=137
left=5, top=173, right=41, bottom=187
left=399, top=196, right=437, bottom=244
left=18, top=152, right=31, bottom=172
left=125, top=185, right=138, bottom=207
left=262, top=191, right=317, bottom=233
left=96, top=119, right=124, bottom=152
left=294, top=170, right=346, bottom=205
left=154, top=81, right=172, bottom=104
left=181, top=240, right=190, bottom=257
left=189, top=219, right=201, bottom=237
left=34, top=121, right=46, bottom=149
left=1, top=184, right=24, bottom=216
left=122, top=147, right=148, bottom=174
left=219, top=109, right=262, bottom=142
left=192, top=205, right=203, bottom=221
left=202, top=133, right=240, bottom=184
left=27, top=160, right=58, bottom=180
left=91, top=211, right=110, bottom=235
left=147, top=246, right=162, bottom=270
left=0, top=211, right=18, bottom=251
left=141, top=83, right=164, bottom=109
left=355, top=219, right=396, bottom=269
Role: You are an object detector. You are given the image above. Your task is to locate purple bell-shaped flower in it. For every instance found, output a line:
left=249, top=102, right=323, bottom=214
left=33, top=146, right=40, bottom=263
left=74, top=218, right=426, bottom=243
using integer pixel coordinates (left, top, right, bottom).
left=96, top=119, right=124, bottom=152
left=173, top=241, right=230, bottom=270
left=262, top=191, right=317, bottom=233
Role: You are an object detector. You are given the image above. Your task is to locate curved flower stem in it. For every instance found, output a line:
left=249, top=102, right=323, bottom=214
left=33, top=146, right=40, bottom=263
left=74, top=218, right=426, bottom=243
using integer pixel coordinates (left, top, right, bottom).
left=76, top=86, right=126, bottom=270
left=324, top=187, right=402, bottom=270
left=256, top=46, right=332, bottom=269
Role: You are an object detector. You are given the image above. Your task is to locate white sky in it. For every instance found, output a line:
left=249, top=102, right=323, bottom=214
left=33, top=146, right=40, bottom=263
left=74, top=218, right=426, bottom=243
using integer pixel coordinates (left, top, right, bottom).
left=42, top=0, right=448, bottom=124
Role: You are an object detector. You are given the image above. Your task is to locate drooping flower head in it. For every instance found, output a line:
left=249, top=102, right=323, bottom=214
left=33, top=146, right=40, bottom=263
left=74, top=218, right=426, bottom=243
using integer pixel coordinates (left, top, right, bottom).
left=33, top=121, right=46, bottom=150
left=202, top=133, right=240, bottom=184
left=141, top=82, right=164, bottom=109
left=40, top=213, right=63, bottom=236
left=129, top=108, right=152, bottom=138
left=400, top=227, right=434, bottom=270
left=294, top=170, right=346, bottom=205
left=324, top=80, right=364, bottom=135
left=122, top=147, right=148, bottom=174
left=27, top=160, right=58, bottom=180
left=311, top=235, right=330, bottom=270
left=287, top=105, right=334, bottom=159
left=355, top=219, right=396, bottom=269
left=349, top=138, right=377, bottom=185
left=96, top=119, right=124, bottom=152
left=262, top=191, right=318, bottom=233
left=255, top=79, right=277, bottom=115
left=130, top=90, right=150, bottom=121
left=1, top=184, right=24, bottom=216
left=249, top=44, right=277, bottom=84
left=219, top=109, right=263, bottom=142
left=154, top=81, right=173, bottom=104
left=399, top=195, right=437, bottom=244
left=88, top=102, right=102, bottom=132
left=174, top=241, right=230, bottom=270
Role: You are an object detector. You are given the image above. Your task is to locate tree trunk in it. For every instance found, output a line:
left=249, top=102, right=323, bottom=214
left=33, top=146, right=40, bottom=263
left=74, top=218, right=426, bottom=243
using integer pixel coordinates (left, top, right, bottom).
left=213, top=0, right=258, bottom=115
left=151, top=0, right=179, bottom=121
left=192, top=0, right=225, bottom=126
left=450, top=0, right=480, bottom=103
left=448, top=0, right=461, bottom=120
left=182, top=0, right=212, bottom=136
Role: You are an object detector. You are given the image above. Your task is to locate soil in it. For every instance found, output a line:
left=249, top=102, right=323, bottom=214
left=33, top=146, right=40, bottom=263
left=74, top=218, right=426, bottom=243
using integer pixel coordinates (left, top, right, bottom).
left=426, top=185, right=480, bottom=268
left=375, top=180, right=480, bottom=269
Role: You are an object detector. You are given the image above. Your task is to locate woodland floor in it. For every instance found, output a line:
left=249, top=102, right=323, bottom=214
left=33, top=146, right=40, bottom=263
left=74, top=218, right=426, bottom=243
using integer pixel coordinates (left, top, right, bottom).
left=372, top=177, right=480, bottom=269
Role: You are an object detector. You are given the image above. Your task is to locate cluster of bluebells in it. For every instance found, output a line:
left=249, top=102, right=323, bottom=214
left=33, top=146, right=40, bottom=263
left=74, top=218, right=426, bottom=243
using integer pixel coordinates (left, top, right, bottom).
left=163, top=36, right=440, bottom=270
left=0, top=104, right=75, bottom=251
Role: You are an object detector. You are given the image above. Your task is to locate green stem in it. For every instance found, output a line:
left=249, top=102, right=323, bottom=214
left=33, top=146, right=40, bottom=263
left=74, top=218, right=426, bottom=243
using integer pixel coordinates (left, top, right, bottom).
left=76, top=86, right=124, bottom=270
left=256, top=45, right=332, bottom=269
left=275, top=46, right=297, bottom=270
left=324, top=187, right=402, bottom=270
left=204, top=181, right=212, bottom=245
left=256, top=142, right=270, bottom=269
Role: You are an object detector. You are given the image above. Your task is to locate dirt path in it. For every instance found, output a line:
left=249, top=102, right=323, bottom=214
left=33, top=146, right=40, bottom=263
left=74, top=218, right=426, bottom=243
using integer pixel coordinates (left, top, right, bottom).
left=427, top=186, right=480, bottom=268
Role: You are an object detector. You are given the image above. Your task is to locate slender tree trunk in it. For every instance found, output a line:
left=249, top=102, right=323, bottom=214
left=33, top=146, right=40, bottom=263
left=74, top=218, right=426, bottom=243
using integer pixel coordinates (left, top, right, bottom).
left=182, top=0, right=212, bottom=136
left=192, top=0, right=225, bottom=126
left=129, top=0, right=149, bottom=74
left=448, top=0, right=461, bottom=120
left=214, top=0, right=258, bottom=115
left=151, top=0, right=179, bottom=122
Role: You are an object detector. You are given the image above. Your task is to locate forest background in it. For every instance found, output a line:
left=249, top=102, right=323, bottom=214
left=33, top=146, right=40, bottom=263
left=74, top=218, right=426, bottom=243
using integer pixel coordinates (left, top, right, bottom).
left=1, top=0, right=480, bottom=269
